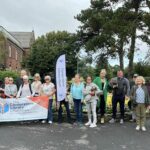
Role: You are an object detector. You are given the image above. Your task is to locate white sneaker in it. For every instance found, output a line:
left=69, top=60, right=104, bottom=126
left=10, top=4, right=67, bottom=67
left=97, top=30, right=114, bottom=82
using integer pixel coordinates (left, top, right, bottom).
left=120, top=119, right=124, bottom=124
left=109, top=118, right=115, bottom=123
left=90, top=123, right=97, bottom=128
left=136, top=126, right=140, bottom=131
left=85, top=121, right=91, bottom=126
left=141, top=126, right=146, bottom=131
left=41, top=120, right=46, bottom=124
left=101, top=118, right=105, bottom=124
left=48, top=121, right=53, bottom=124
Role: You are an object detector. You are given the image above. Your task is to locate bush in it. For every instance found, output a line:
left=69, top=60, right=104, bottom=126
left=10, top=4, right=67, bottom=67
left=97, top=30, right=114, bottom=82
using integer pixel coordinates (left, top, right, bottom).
left=0, top=71, right=19, bottom=82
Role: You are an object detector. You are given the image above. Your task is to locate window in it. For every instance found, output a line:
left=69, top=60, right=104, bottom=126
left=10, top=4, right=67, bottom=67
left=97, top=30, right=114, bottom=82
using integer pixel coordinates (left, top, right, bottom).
left=16, top=50, right=18, bottom=60
left=9, top=46, right=12, bottom=57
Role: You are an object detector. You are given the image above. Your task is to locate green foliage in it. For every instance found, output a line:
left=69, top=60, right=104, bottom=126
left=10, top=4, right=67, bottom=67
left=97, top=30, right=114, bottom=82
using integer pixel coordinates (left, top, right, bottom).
left=0, top=71, right=19, bottom=82
left=24, top=31, right=79, bottom=79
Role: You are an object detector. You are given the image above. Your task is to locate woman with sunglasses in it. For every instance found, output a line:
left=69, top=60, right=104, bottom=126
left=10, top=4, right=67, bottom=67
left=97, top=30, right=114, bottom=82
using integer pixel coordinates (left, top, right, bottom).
left=4, top=77, right=17, bottom=98
left=32, top=73, right=42, bottom=96
left=40, top=75, right=55, bottom=124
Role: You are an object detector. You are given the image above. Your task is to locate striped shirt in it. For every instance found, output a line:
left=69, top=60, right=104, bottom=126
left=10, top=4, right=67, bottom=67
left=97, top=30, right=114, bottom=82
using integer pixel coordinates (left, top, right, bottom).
left=136, top=87, right=145, bottom=103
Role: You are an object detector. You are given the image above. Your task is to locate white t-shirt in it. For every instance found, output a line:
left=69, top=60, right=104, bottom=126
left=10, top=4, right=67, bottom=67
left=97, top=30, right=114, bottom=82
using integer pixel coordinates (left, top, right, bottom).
left=41, top=83, right=55, bottom=99
left=32, top=81, right=42, bottom=94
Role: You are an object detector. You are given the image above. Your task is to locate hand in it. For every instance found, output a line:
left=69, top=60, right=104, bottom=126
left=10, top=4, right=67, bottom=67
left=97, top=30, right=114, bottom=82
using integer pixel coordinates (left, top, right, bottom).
left=148, top=105, right=150, bottom=110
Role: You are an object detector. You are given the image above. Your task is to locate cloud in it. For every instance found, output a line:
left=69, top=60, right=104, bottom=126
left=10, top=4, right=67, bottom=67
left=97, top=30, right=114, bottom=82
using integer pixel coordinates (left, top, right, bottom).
left=0, top=0, right=90, bottom=37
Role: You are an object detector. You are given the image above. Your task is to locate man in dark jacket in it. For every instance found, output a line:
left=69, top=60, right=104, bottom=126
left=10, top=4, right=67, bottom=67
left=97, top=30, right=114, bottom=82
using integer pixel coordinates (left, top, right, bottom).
left=109, top=70, right=130, bottom=124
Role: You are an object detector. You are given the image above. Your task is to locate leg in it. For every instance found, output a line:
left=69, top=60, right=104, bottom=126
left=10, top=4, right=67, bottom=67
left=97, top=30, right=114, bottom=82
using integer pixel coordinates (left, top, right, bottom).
left=91, top=100, right=97, bottom=124
left=86, top=102, right=92, bottom=123
left=64, top=101, right=71, bottom=121
left=136, top=104, right=141, bottom=126
left=78, top=100, right=82, bottom=123
left=48, top=99, right=53, bottom=122
left=100, top=95, right=105, bottom=117
left=119, top=96, right=125, bottom=119
left=58, top=101, right=63, bottom=122
left=112, top=96, right=118, bottom=119
left=140, top=104, right=146, bottom=127
left=73, top=99, right=78, bottom=122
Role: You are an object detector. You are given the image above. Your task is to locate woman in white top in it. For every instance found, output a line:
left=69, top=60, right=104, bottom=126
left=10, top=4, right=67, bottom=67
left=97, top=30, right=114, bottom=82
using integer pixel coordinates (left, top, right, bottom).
left=5, top=77, right=17, bottom=98
left=32, top=73, right=42, bottom=96
left=17, top=75, right=33, bottom=98
left=40, top=75, right=55, bottom=124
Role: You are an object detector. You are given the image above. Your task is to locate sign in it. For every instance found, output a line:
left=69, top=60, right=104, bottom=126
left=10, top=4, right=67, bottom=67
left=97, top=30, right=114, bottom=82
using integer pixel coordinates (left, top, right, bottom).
left=0, top=96, right=49, bottom=122
left=55, top=54, right=67, bottom=101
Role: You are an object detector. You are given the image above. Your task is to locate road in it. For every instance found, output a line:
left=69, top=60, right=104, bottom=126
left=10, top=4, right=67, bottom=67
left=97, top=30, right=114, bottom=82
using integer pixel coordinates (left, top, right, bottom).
left=0, top=118, right=150, bottom=150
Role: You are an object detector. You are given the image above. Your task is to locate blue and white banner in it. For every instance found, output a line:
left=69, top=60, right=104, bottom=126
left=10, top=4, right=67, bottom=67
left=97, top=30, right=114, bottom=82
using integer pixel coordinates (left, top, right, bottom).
left=55, top=54, right=67, bottom=102
left=0, top=96, right=49, bottom=122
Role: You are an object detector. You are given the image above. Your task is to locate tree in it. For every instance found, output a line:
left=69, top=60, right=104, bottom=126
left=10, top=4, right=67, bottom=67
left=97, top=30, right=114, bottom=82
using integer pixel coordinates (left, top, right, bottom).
left=24, top=31, right=80, bottom=79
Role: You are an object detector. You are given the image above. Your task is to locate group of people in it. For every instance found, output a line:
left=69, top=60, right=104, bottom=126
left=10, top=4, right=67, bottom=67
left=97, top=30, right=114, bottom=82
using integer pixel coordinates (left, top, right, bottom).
left=0, top=69, right=150, bottom=132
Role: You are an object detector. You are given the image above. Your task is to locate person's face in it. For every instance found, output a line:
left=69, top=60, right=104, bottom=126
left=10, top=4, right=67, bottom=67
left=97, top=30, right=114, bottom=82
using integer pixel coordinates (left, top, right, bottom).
left=34, top=76, right=39, bottom=81
left=9, top=78, right=13, bottom=84
left=5, top=78, right=9, bottom=84
left=86, top=77, right=92, bottom=84
left=136, top=78, right=143, bottom=85
left=100, top=72, right=106, bottom=78
left=23, top=78, right=29, bottom=84
left=133, top=77, right=137, bottom=81
left=45, top=78, right=50, bottom=83
left=117, top=71, right=123, bottom=78
left=75, top=75, right=80, bottom=83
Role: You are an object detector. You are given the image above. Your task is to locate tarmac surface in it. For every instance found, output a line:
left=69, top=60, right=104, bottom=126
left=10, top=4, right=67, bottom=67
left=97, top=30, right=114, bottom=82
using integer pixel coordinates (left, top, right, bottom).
left=0, top=118, right=150, bottom=150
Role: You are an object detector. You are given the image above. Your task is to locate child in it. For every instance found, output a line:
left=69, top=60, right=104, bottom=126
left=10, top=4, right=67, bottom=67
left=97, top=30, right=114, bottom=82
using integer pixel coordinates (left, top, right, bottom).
left=130, top=76, right=150, bottom=131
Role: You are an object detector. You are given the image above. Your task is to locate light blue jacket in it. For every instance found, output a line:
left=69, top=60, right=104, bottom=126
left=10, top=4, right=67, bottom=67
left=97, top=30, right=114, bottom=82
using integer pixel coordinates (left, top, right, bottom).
left=71, top=82, right=84, bottom=100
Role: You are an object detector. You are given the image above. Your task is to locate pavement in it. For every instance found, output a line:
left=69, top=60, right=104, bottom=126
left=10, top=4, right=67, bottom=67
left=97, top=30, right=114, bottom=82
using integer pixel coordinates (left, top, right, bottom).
left=0, top=117, right=150, bottom=150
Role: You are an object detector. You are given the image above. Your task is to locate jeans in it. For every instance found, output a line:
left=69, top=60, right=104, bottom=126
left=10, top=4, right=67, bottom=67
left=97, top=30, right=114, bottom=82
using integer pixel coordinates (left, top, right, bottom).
left=73, top=99, right=82, bottom=123
left=58, top=99, right=71, bottom=122
left=112, top=95, right=125, bottom=119
left=86, top=100, right=97, bottom=124
left=48, top=99, right=53, bottom=121
left=100, top=95, right=106, bottom=117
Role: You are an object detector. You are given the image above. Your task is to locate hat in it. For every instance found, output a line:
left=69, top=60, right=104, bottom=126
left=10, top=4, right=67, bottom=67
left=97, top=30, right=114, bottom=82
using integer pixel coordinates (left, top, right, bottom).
left=133, top=74, right=138, bottom=78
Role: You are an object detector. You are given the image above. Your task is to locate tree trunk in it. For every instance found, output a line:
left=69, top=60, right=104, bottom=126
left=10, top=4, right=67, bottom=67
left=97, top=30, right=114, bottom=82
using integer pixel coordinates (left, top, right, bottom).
left=118, top=39, right=124, bottom=70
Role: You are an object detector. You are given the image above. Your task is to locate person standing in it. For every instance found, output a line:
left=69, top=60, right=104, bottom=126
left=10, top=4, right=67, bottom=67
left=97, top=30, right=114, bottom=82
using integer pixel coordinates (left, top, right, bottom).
left=5, top=77, right=17, bottom=98
left=93, top=69, right=108, bottom=124
left=71, top=74, right=84, bottom=126
left=128, top=74, right=138, bottom=122
left=130, top=76, right=150, bottom=131
left=40, top=75, right=55, bottom=124
left=17, top=75, right=33, bottom=98
left=32, top=73, right=42, bottom=96
left=84, top=76, right=101, bottom=128
left=109, top=70, right=130, bottom=124
left=16, top=70, right=27, bottom=90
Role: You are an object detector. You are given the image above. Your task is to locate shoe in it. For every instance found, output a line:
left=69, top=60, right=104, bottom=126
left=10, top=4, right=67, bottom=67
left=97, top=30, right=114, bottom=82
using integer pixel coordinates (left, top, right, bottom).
left=136, top=126, right=140, bottom=131
left=41, top=120, right=46, bottom=124
left=85, top=121, right=91, bottom=126
left=109, top=118, right=115, bottom=123
left=141, top=126, right=146, bottom=131
left=48, top=121, right=53, bottom=124
left=101, top=118, right=105, bottom=124
left=120, top=119, right=124, bottom=124
left=90, top=123, right=97, bottom=128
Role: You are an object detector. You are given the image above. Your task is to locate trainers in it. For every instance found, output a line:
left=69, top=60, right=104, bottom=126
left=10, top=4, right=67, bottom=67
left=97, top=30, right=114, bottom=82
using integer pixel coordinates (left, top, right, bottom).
left=120, top=119, right=124, bottom=124
left=109, top=118, right=115, bottom=123
left=41, top=120, right=46, bottom=124
left=48, top=121, right=53, bottom=124
left=85, top=121, right=91, bottom=126
left=141, top=126, right=146, bottom=131
left=101, top=118, right=105, bottom=124
left=90, top=123, right=97, bottom=128
left=136, top=125, right=140, bottom=131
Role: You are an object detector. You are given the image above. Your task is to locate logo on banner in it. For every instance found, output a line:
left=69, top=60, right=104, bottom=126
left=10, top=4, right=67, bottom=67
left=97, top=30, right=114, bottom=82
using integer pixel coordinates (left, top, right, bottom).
left=0, top=103, right=9, bottom=114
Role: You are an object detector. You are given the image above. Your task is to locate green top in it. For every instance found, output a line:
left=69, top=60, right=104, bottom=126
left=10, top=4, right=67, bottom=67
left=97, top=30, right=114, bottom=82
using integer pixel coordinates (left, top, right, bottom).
left=93, top=77, right=108, bottom=102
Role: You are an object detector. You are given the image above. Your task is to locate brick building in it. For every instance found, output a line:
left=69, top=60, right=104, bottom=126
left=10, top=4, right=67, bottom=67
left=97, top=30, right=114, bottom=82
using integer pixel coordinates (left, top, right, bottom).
left=0, top=26, right=35, bottom=71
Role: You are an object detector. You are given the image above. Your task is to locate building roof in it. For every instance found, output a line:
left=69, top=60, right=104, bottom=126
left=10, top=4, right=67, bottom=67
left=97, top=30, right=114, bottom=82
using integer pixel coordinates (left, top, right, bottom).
left=10, top=31, right=35, bottom=48
left=0, top=26, right=22, bottom=48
